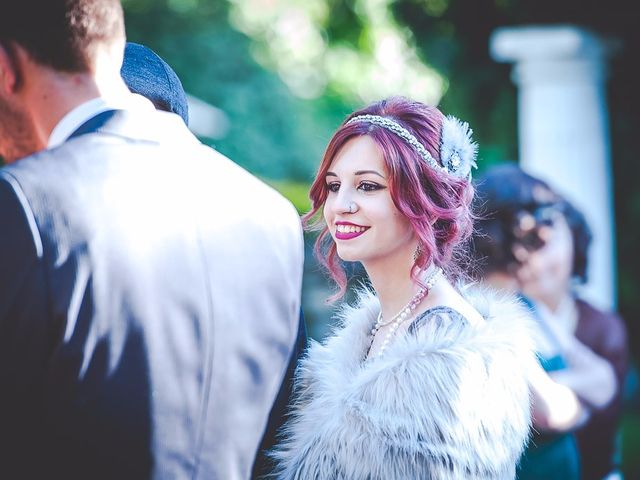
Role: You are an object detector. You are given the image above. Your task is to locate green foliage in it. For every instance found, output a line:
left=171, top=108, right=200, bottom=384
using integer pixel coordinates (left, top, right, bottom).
left=393, top=0, right=520, bottom=170
left=123, top=0, right=352, bottom=182
left=263, top=178, right=312, bottom=215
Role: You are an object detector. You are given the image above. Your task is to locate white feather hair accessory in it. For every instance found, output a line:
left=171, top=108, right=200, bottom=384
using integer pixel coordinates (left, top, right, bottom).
left=346, top=113, right=478, bottom=179
left=440, top=115, right=478, bottom=179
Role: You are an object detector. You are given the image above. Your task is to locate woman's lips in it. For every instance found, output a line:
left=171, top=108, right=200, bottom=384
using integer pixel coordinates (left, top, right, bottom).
left=335, top=223, right=369, bottom=240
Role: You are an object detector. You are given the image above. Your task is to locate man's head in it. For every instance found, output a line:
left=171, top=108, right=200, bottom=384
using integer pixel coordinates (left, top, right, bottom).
left=0, top=0, right=126, bottom=163
left=0, top=0, right=125, bottom=73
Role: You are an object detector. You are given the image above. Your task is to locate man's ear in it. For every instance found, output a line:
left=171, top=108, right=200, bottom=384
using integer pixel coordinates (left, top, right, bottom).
left=0, top=42, right=19, bottom=95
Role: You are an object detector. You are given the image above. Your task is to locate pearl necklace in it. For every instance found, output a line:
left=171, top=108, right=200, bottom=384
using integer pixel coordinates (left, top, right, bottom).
left=368, top=266, right=442, bottom=359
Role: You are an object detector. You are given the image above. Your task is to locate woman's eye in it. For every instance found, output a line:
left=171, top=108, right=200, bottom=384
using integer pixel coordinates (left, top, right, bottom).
left=326, top=182, right=340, bottom=193
left=358, top=181, right=383, bottom=192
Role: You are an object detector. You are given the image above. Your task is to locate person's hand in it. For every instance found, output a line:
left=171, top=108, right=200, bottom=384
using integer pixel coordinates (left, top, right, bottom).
left=546, top=331, right=617, bottom=409
left=529, top=362, right=586, bottom=432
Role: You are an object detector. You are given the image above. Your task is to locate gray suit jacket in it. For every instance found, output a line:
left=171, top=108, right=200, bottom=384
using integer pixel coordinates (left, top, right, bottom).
left=0, top=107, right=304, bottom=479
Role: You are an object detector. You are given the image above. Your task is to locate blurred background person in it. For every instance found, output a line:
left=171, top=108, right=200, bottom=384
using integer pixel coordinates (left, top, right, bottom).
left=119, top=41, right=309, bottom=479
left=472, top=163, right=629, bottom=480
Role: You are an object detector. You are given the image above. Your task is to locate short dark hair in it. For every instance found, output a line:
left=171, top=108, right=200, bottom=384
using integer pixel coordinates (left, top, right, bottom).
left=559, top=198, right=592, bottom=283
left=0, top=0, right=125, bottom=72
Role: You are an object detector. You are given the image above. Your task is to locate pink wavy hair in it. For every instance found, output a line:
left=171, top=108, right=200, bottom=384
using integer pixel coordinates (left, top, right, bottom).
left=303, top=96, right=475, bottom=300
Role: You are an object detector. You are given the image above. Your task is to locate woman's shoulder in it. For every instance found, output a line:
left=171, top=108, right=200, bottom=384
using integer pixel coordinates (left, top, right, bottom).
left=410, top=281, right=532, bottom=328
left=277, top=286, right=536, bottom=480
left=461, top=282, right=537, bottom=328
left=403, top=283, right=538, bottom=363
left=372, top=286, right=536, bottom=476
left=408, top=305, right=468, bottom=337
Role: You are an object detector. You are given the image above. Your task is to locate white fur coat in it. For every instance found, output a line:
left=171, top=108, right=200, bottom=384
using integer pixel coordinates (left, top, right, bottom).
left=271, top=287, right=537, bottom=480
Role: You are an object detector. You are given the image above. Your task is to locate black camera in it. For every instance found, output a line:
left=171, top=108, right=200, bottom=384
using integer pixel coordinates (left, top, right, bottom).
left=512, top=204, right=562, bottom=253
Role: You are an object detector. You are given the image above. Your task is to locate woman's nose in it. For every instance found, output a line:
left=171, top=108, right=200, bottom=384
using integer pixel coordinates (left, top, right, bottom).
left=335, top=188, right=358, bottom=215
left=326, top=187, right=357, bottom=216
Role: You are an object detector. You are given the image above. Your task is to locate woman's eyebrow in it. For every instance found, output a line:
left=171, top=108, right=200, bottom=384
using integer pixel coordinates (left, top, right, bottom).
left=355, top=170, right=385, bottom=178
left=325, top=170, right=385, bottom=178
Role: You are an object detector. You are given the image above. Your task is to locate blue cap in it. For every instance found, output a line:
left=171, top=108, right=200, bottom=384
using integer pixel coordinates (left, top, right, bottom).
left=121, top=42, right=189, bottom=126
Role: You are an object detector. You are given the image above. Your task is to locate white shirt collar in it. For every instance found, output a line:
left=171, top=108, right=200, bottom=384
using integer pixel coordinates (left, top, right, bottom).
left=47, top=93, right=154, bottom=149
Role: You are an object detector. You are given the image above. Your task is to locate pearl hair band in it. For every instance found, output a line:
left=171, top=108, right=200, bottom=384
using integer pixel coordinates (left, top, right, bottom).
left=346, top=114, right=478, bottom=179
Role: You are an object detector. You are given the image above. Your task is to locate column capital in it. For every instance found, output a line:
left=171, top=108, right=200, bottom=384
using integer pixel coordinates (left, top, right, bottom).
left=490, top=25, right=617, bottom=64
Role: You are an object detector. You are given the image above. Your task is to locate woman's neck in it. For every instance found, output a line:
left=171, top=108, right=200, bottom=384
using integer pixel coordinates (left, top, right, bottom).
left=366, top=261, right=439, bottom=320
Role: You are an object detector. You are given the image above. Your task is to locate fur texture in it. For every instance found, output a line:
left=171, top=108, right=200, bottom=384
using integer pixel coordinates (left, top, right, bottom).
left=271, top=286, right=537, bottom=479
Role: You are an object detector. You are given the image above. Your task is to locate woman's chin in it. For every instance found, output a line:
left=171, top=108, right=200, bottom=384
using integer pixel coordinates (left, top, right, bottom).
left=335, top=247, right=362, bottom=263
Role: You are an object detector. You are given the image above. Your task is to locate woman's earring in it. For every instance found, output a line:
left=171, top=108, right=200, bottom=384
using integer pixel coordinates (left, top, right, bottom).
left=413, top=243, right=423, bottom=262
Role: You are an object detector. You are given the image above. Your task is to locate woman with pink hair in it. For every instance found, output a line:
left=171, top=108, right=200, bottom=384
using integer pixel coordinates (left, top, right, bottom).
left=271, top=97, right=539, bottom=479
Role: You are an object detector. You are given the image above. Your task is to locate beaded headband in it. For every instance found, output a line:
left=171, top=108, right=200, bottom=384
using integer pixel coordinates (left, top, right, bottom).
left=345, top=114, right=478, bottom=179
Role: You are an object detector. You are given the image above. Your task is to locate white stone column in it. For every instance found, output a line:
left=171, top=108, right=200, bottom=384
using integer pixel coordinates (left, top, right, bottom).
left=490, top=25, right=616, bottom=309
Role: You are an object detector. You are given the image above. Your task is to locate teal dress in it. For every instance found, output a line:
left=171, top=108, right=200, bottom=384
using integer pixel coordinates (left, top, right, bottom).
left=517, top=299, right=581, bottom=480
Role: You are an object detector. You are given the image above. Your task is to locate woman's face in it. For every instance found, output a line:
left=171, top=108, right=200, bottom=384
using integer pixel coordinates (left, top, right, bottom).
left=516, top=213, right=574, bottom=310
left=323, top=136, right=416, bottom=270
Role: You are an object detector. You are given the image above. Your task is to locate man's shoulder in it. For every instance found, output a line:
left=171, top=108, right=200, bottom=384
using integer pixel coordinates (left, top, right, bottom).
left=0, top=153, right=55, bottom=222
left=2, top=110, right=301, bottom=234
left=0, top=170, right=42, bottom=262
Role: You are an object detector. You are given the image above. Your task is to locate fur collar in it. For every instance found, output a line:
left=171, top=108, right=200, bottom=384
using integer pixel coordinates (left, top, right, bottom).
left=272, top=286, right=537, bottom=480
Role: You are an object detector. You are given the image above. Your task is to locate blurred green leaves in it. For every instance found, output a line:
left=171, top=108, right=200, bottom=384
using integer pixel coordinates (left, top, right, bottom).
left=124, top=0, right=348, bottom=182
left=121, top=0, right=506, bottom=182
left=264, top=179, right=313, bottom=215
left=228, top=0, right=446, bottom=105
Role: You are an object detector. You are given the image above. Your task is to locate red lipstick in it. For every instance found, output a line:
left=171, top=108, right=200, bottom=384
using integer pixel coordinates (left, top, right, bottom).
left=334, top=222, right=369, bottom=240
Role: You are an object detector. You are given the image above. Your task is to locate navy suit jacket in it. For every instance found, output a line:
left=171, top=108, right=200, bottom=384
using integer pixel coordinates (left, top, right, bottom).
left=0, top=106, right=304, bottom=479
left=252, top=309, right=308, bottom=479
